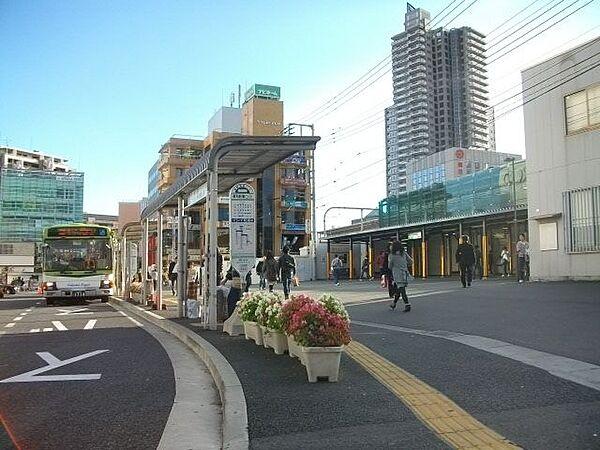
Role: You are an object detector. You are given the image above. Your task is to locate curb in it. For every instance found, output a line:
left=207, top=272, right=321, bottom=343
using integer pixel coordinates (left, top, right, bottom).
left=109, top=297, right=249, bottom=450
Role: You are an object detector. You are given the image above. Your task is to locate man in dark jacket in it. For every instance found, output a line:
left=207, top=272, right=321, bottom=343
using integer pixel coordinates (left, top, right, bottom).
left=278, top=246, right=296, bottom=299
left=455, top=235, right=476, bottom=288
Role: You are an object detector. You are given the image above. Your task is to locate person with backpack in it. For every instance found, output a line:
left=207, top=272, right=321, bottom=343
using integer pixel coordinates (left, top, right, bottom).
left=278, top=246, right=296, bottom=299
left=331, top=254, right=342, bottom=286
left=262, top=251, right=279, bottom=292
left=388, top=240, right=413, bottom=312
left=456, top=235, right=476, bottom=288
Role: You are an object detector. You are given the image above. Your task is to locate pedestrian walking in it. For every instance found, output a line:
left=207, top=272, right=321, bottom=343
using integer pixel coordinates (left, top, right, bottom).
left=388, top=240, right=413, bottom=312
left=168, top=258, right=178, bottom=295
left=500, top=247, right=510, bottom=277
left=516, top=234, right=529, bottom=283
left=455, top=235, right=475, bottom=288
left=331, top=254, right=342, bottom=286
left=278, top=246, right=295, bottom=299
left=262, top=251, right=279, bottom=292
left=360, top=257, right=370, bottom=280
left=256, top=257, right=266, bottom=290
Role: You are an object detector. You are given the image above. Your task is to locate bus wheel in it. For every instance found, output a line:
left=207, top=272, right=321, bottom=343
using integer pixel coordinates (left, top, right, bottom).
left=46, top=299, right=54, bottom=306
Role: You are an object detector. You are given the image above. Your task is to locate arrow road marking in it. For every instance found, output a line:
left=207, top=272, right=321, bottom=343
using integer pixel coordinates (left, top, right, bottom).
left=0, top=349, right=109, bottom=383
left=84, top=320, right=97, bottom=330
left=56, top=308, right=93, bottom=316
left=52, top=321, right=68, bottom=331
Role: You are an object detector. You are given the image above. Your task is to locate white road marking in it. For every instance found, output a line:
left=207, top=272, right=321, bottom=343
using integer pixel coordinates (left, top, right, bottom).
left=353, top=320, right=600, bottom=392
left=43, top=328, right=53, bottom=332
left=51, top=321, right=68, bottom=331
left=127, top=316, right=143, bottom=327
left=5, top=323, right=15, bottom=328
left=19, top=312, right=27, bottom=316
left=84, top=320, right=97, bottom=330
left=29, top=329, right=40, bottom=333
left=56, top=308, right=92, bottom=316
left=26, top=309, right=32, bottom=312
left=13, top=317, right=23, bottom=321
left=0, top=349, right=109, bottom=383
left=118, top=311, right=128, bottom=316
left=346, top=290, right=456, bottom=307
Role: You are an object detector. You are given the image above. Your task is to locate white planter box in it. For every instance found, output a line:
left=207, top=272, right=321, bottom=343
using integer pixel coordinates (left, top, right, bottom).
left=260, top=326, right=270, bottom=348
left=243, top=321, right=263, bottom=346
left=266, top=328, right=288, bottom=355
left=301, top=346, right=344, bottom=382
left=287, top=334, right=305, bottom=365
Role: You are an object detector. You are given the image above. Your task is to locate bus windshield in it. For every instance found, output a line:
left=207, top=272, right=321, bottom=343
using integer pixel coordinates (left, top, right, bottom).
left=43, top=239, right=112, bottom=272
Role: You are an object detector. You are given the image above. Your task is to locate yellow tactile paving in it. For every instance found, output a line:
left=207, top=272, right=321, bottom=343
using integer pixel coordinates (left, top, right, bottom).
left=346, top=340, right=521, bottom=450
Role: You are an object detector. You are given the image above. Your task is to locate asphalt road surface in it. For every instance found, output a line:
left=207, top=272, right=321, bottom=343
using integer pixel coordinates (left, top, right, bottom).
left=0, top=297, right=175, bottom=450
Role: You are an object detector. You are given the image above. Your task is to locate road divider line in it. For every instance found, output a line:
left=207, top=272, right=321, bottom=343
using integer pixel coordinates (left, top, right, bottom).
left=126, top=316, right=143, bottom=327
left=4, top=323, right=15, bottom=328
left=51, top=321, right=68, bottom=331
left=346, top=290, right=456, bottom=307
left=84, top=320, right=97, bottom=330
left=346, top=340, right=521, bottom=449
left=117, top=311, right=128, bottom=316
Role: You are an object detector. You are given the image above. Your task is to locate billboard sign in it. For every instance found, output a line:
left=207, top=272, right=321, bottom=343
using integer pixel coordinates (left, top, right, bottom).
left=244, top=84, right=281, bottom=102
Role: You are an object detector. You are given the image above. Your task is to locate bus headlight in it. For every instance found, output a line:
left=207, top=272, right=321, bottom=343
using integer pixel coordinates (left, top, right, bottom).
left=43, top=282, right=57, bottom=291
left=100, top=280, right=112, bottom=289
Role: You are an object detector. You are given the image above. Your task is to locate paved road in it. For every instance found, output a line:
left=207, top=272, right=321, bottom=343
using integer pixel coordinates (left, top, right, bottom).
left=0, top=298, right=175, bottom=449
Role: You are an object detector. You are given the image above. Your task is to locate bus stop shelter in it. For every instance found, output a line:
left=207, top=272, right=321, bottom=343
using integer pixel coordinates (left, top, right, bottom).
left=140, top=135, right=320, bottom=329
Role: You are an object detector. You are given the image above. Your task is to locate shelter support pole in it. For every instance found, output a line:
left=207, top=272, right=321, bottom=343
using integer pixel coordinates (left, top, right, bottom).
left=208, top=170, right=218, bottom=330
left=368, top=235, right=373, bottom=279
left=141, top=219, right=148, bottom=305
left=157, top=211, right=163, bottom=311
left=326, top=240, right=331, bottom=280
left=177, top=196, right=185, bottom=318
left=421, top=227, right=427, bottom=279
left=482, top=218, right=489, bottom=279
left=121, top=234, right=127, bottom=298
left=349, top=238, right=353, bottom=280
left=440, top=236, right=445, bottom=278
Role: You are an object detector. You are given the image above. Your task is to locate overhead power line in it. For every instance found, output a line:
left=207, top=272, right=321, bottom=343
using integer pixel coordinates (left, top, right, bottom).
left=487, top=0, right=544, bottom=37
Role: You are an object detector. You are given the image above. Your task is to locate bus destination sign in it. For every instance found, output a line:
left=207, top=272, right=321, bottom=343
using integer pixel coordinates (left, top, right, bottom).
left=47, top=227, right=109, bottom=238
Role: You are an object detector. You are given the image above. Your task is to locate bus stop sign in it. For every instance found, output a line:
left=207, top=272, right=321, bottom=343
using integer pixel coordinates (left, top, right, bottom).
left=229, top=183, right=256, bottom=277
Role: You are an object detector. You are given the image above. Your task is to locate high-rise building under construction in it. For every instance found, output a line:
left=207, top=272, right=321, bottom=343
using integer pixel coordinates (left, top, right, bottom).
left=385, top=3, right=491, bottom=196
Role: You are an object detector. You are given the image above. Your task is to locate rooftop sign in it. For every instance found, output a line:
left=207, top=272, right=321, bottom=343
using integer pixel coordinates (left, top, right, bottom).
left=244, top=84, right=281, bottom=102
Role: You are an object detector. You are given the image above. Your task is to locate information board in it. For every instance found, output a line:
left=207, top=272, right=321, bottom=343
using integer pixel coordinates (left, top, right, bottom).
left=229, top=183, right=256, bottom=277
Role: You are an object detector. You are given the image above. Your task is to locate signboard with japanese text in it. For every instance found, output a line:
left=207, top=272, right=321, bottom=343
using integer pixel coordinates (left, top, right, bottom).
left=229, top=183, right=256, bottom=277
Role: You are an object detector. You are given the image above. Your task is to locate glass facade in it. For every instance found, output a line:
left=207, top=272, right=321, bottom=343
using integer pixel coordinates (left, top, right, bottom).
left=380, top=161, right=527, bottom=227
left=0, top=169, right=84, bottom=242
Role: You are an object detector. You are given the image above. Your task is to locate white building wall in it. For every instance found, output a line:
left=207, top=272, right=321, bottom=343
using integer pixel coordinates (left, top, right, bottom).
left=522, top=38, right=600, bottom=280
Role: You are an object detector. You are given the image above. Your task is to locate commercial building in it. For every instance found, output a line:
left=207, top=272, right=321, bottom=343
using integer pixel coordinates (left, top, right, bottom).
left=522, top=38, right=600, bottom=281
left=147, top=136, right=205, bottom=200
left=386, top=4, right=491, bottom=196
left=407, top=147, right=521, bottom=191
left=208, top=106, right=242, bottom=134
left=0, top=147, right=84, bottom=279
left=84, top=213, right=119, bottom=229
left=241, top=84, right=312, bottom=254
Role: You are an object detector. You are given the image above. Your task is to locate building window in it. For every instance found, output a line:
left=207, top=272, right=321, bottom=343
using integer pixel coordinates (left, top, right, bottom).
left=563, top=185, right=600, bottom=253
left=564, top=84, right=600, bottom=135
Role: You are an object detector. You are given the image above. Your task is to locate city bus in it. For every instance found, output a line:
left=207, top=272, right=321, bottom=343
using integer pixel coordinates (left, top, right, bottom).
left=41, top=224, right=114, bottom=305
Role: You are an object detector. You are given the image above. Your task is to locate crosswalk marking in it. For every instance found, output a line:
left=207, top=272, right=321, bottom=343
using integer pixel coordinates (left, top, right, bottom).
left=30, top=329, right=40, bottom=333
left=13, top=317, right=23, bottom=321
left=5, top=323, right=15, bottom=328
left=43, top=328, right=53, bottom=332
left=84, top=320, right=97, bottom=330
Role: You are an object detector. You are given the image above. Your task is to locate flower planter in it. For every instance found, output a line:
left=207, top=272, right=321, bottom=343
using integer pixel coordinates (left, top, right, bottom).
left=260, top=325, right=270, bottom=349
left=243, top=321, right=263, bottom=346
left=301, top=346, right=344, bottom=382
left=266, top=328, right=288, bottom=355
left=287, top=334, right=304, bottom=365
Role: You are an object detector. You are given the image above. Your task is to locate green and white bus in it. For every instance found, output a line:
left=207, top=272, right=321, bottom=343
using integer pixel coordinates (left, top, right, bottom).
left=41, top=224, right=114, bottom=305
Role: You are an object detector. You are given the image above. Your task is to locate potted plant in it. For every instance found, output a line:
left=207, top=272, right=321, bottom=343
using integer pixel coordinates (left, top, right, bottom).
left=255, top=292, right=282, bottom=350
left=238, top=292, right=263, bottom=346
left=262, top=300, right=288, bottom=355
left=287, top=298, right=351, bottom=382
left=280, top=294, right=313, bottom=363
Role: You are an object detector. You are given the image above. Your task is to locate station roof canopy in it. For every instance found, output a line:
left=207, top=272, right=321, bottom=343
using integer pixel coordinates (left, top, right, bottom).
left=141, top=135, right=320, bottom=220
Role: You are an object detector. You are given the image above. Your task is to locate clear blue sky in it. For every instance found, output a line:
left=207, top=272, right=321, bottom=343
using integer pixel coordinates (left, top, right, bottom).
left=1, top=1, right=598, bottom=218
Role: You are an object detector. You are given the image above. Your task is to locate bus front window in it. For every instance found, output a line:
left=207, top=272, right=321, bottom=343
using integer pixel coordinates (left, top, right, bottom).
left=43, top=239, right=112, bottom=272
